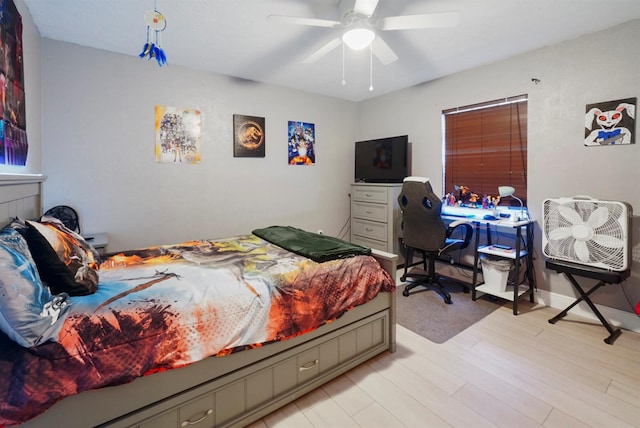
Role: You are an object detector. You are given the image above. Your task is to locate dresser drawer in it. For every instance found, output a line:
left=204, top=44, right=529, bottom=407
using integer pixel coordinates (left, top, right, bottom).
left=352, top=201, right=388, bottom=222
left=352, top=218, right=388, bottom=242
left=109, top=308, right=391, bottom=428
left=351, top=186, right=389, bottom=203
left=134, top=394, right=214, bottom=428
left=350, top=234, right=388, bottom=253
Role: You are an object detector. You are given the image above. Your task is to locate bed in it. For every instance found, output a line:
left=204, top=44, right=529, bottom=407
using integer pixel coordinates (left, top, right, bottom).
left=0, top=174, right=397, bottom=428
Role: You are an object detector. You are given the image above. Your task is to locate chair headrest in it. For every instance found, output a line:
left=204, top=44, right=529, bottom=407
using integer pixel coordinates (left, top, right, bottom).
left=403, top=176, right=430, bottom=183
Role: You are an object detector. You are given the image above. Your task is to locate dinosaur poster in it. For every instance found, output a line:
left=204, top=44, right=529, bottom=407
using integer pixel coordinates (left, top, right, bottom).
left=233, top=114, right=265, bottom=157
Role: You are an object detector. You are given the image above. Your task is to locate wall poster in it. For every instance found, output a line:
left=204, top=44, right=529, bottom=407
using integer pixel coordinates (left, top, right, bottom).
left=0, top=0, right=28, bottom=166
left=584, top=97, right=636, bottom=146
left=287, top=121, right=315, bottom=165
left=155, top=105, right=202, bottom=164
left=233, top=114, right=265, bottom=157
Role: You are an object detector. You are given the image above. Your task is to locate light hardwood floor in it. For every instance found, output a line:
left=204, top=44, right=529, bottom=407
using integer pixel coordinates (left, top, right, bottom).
left=248, top=301, right=640, bottom=427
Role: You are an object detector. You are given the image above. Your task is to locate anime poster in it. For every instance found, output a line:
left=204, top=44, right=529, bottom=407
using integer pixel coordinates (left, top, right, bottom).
left=288, top=121, right=315, bottom=165
left=233, top=115, right=265, bottom=157
left=584, top=97, right=636, bottom=146
left=0, top=0, right=28, bottom=165
left=155, top=105, right=202, bottom=164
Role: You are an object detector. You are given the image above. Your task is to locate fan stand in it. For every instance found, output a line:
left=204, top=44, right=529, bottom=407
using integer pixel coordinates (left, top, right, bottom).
left=545, top=259, right=630, bottom=345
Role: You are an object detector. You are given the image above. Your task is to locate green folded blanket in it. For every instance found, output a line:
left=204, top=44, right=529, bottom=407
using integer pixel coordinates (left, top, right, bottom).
left=252, top=225, right=371, bottom=263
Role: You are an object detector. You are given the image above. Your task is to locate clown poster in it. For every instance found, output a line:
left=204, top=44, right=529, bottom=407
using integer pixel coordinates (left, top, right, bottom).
left=584, top=97, right=636, bottom=146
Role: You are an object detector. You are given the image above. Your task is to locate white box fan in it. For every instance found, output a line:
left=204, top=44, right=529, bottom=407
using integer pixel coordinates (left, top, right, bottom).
left=542, top=197, right=632, bottom=271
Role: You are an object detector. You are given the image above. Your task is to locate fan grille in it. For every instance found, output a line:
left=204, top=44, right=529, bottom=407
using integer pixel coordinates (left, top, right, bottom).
left=43, top=205, right=80, bottom=234
left=542, top=198, right=630, bottom=271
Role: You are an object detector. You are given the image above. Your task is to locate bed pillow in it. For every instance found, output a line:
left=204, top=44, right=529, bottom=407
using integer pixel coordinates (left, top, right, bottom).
left=0, top=224, right=71, bottom=348
left=25, top=217, right=100, bottom=295
left=24, top=221, right=97, bottom=295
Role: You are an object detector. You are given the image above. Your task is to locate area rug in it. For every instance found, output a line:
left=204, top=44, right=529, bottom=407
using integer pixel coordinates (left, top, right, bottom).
left=395, top=279, right=505, bottom=343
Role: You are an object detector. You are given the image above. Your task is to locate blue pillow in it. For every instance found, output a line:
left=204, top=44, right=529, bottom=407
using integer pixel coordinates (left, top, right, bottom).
left=0, top=224, right=70, bottom=348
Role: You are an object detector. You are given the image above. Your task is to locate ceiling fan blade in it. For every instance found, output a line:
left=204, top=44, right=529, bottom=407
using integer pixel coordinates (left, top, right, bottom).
left=379, top=11, right=460, bottom=31
left=352, top=0, right=379, bottom=17
left=371, top=35, right=398, bottom=65
left=267, top=15, right=341, bottom=28
left=302, top=37, right=342, bottom=63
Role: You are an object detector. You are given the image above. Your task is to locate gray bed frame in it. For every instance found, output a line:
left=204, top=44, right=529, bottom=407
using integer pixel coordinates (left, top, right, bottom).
left=0, top=174, right=397, bottom=428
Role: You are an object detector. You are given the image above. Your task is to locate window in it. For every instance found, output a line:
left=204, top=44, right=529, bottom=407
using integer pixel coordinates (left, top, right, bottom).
left=443, top=95, right=528, bottom=206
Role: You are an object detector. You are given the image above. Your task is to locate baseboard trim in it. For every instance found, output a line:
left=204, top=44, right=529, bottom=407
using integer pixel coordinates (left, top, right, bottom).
left=535, top=289, right=640, bottom=333
left=429, top=260, right=640, bottom=333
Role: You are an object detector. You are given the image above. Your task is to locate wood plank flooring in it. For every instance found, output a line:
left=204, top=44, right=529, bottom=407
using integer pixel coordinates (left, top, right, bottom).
left=248, top=301, right=640, bottom=427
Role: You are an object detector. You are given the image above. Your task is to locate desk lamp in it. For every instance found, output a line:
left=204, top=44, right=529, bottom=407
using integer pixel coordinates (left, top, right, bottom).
left=498, top=186, right=524, bottom=221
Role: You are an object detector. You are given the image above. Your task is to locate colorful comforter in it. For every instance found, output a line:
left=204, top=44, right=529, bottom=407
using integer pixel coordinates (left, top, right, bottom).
left=0, top=234, right=395, bottom=426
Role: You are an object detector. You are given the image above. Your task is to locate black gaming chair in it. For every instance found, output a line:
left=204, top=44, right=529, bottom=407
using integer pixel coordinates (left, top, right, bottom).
left=43, top=205, right=81, bottom=234
left=398, top=177, right=474, bottom=304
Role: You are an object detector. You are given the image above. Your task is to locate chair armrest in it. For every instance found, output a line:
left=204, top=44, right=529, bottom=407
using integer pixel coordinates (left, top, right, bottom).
left=446, top=220, right=474, bottom=250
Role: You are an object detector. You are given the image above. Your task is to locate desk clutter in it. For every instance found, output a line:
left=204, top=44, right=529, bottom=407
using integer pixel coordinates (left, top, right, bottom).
left=441, top=205, right=530, bottom=223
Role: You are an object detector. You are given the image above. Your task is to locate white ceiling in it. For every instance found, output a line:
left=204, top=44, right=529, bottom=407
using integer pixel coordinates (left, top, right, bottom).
left=22, top=0, right=640, bottom=102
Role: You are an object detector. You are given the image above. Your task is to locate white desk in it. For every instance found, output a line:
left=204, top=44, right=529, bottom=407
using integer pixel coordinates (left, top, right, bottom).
left=474, top=219, right=535, bottom=315
left=443, top=215, right=536, bottom=315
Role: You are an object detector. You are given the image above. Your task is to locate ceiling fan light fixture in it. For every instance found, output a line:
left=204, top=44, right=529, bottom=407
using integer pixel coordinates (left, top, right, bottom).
left=342, top=27, right=375, bottom=50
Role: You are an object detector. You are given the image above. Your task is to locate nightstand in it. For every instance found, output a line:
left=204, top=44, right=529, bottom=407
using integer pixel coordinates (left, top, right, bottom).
left=83, top=232, right=108, bottom=254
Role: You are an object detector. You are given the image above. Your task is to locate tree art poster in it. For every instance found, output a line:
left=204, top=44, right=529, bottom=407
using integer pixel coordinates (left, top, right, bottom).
left=155, top=105, right=202, bottom=164
left=288, top=121, right=315, bottom=165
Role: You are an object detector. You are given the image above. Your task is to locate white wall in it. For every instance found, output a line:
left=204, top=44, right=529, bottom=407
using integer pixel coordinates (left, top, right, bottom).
left=12, top=4, right=640, bottom=317
left=40, top=40, right=358, bottom=251
left=358, top=19, right=640, bottom=315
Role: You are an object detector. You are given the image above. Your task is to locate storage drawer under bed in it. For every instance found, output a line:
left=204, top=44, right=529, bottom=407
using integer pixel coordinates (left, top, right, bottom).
left=104, top=309, right=391, bottom=428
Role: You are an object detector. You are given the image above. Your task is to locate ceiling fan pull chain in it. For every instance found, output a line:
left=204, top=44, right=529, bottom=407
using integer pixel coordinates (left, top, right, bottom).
left=369, top=43, right=374, bottom=91
left=342, top=41, right=346, bottom=85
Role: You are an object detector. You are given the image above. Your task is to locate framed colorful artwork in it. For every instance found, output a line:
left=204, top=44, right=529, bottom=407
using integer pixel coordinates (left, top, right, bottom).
left=584, top=97, right=636, bottom=146
left=287, top=121, right=315, bottom=165
left=0, top=0, right=28, bottom=165
left=233, top=115, right=265, bottom=157
left=155, top=105, right=202, bottom=164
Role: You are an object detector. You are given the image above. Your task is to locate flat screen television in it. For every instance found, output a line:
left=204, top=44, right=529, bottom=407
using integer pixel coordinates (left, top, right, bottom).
left=354, top=135, right=409, bottom=183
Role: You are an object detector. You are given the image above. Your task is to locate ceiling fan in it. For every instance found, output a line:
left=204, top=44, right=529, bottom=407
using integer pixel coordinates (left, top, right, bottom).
left=268, top=0, right=460, bottom=65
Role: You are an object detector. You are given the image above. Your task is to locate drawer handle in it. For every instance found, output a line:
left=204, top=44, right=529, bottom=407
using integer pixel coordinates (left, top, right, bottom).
left=365, top=227, right=374, bottom=232
left=181, top=409, right=213, bottom=427
left=365, top=210, right=374, bottom=214
left=365, top=193, right=373, bottom=198
left=299, top=359, right=319, bottom=371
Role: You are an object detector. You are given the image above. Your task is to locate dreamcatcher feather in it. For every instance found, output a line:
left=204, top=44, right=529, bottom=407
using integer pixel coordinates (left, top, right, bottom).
left=139, top=8, right=167, bottom=66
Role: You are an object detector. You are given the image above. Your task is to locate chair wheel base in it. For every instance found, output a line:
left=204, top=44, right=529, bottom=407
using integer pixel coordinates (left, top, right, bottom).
left=402, top=288, right=410, bottom=297
left=444, top=295, right=452, bottom=304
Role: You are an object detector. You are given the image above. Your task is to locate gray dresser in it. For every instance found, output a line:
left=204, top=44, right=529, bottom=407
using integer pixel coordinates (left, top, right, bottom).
left=350, top=183, right=402, bottom=263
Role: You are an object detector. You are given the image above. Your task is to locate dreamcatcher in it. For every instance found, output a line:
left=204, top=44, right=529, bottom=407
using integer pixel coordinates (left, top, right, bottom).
left=139, top=7, right=167, bottom=66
